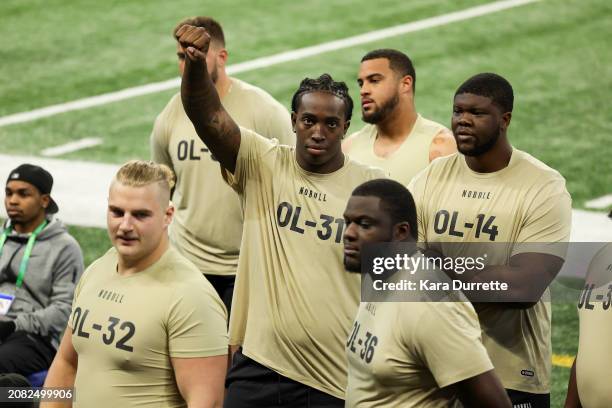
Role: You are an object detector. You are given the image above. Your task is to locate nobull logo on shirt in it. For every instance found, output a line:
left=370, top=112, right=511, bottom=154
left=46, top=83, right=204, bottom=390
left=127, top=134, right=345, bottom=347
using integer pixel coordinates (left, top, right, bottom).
left=98, top=289, right=124, bottom=304
left=298, top=186, right=327, bottom=202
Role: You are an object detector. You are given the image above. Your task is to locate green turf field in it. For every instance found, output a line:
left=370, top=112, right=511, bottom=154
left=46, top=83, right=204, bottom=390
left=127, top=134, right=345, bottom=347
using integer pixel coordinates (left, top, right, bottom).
left=2, top=0, right=610, bottom=405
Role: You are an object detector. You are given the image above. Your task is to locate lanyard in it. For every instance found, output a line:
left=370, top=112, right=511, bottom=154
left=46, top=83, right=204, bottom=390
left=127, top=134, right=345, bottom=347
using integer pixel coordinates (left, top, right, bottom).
left=0, top=219, right=48, bottom=289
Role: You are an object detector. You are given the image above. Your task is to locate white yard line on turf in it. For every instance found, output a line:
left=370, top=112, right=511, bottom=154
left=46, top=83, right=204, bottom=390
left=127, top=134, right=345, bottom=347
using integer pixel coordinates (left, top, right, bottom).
left=0, top=0, right=539, bottom=128
left=585, top=194, right=612, bottom=210
left=41, top=137, right=103, bottom=157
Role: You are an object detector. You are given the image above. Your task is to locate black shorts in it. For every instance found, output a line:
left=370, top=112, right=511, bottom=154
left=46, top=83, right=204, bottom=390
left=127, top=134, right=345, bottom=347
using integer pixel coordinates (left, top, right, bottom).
left=507, top=389, right=550, bottom=408
left=205, top=273, right=235, bottom=316
left=224, top=349, right=344, bottom=408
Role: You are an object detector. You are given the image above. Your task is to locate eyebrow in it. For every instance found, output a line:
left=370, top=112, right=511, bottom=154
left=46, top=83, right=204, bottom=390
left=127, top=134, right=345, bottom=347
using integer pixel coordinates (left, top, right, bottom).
left=5, top=187, right=33, bottom=194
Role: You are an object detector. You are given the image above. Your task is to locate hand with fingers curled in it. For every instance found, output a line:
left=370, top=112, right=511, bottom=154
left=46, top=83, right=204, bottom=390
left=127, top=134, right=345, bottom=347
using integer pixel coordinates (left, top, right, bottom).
left=175, top=24, right=211, bottom=62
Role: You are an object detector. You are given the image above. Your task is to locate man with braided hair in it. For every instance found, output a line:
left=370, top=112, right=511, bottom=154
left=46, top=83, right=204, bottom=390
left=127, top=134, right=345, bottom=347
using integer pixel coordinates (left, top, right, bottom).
left=177, top=24, right=384, bottom=407
left=43, top=160, right=228, bottom=408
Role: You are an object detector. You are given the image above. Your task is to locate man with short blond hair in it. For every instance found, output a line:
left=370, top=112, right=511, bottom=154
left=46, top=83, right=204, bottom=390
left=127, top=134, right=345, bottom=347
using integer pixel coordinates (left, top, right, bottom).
left=43, top=160, right=228, bottom=408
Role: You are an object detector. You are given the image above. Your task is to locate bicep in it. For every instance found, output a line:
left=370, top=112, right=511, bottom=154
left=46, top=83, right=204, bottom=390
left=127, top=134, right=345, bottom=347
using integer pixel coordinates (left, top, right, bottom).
left=172, top=355, right=227, bottom=406
left=57, top=328, right=78, bottom=367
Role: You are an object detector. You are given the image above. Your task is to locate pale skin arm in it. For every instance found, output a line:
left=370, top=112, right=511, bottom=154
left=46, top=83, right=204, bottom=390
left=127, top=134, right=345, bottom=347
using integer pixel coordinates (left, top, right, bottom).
left=454, top=370, right=512, bottom=407
left=172, top=355, right=228, bottom=408
left=177, top=25, right=241, bottom=173
left=40, top=329, right=78, bottom=408
left=428, top=128, right=457, bottom=162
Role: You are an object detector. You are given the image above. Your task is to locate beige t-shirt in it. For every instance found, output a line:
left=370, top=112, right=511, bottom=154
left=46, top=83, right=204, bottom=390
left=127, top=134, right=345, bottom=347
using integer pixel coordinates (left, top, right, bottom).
left=225, top=128, right=384, bottom=398
left=151, top=78, right=293, bottom=276
left=70, top=247, right=228, bottom=407
left=408, top=149, right=572, bottom=393
left=344, top=115, right=446, bottom=185
left=576, top=242, right=612, bottom=408
left=346, top=263, right=493, bottom=408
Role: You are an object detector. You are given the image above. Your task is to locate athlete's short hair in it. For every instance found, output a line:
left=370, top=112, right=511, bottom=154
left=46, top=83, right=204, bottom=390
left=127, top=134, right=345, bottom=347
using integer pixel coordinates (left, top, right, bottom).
left=291, top=74, right=354, bottom=121
left=361, top=49, right=416, bottom=92
left=352, top=179, right=418, bottom=240
left=174, top=16, right=225, bottom=47
left=455, top=73, right=514, bottom=113
left=115, top=160, right=175, bottom=193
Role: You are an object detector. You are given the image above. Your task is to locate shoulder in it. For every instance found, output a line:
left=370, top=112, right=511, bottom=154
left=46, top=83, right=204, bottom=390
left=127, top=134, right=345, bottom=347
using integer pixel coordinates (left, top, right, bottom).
left=230, top=78, right=285, bottom=110
left=160, top=92, right=183, bottom=117
left=345, top=157, right=385, bottom=180
left=513, top=149, right=566, bottom=184
left=418, top=115, right=447, bottom=133
left=343, top=124, right=375, bottom=153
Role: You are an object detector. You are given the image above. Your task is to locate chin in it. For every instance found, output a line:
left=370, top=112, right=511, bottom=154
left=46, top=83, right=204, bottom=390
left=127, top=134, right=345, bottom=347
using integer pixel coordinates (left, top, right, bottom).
left=344, top=259, right=362, bottom=274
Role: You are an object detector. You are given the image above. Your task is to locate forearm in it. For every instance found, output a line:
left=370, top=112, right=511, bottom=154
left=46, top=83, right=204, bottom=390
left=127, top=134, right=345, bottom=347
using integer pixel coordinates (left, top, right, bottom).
left=564, top=360, right=582, bottom=408
left=14, top=301, right=71, bottom=337
left=40, top=358, right=77, bottom=408
left=181, top=58, right=223, bottom=133
left=181, top=57, right=239, bottom=172
left=445, top=265, right=547, bottom=304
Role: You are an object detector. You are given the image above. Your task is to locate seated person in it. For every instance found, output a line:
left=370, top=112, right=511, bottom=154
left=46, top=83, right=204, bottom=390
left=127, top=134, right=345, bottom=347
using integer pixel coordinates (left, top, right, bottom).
left=0, top=164, right=84, bottom=376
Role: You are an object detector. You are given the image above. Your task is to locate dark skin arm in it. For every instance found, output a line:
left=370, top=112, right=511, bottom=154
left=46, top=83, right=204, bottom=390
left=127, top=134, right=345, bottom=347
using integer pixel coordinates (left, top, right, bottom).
left=455, top=370, right=512, bottom=408
left=426, top=250, right=564, bottom=308
left=564, top=359, right=582, bottom=408
left=177, top=25, right=241, bottom=173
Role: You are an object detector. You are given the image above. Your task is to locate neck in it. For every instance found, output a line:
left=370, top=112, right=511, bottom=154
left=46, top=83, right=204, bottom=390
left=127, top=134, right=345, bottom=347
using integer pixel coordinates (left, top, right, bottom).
left=465, top=136, right=513, bottom=173
left=297, top=151, right=345, bottom=174
left=215, top=71, right=232, bottom=99
left=12, top=212, right=47, bottom=234
left=375, top=99, right=417, bottom=141
left=117, top=236, right=169, bottom=276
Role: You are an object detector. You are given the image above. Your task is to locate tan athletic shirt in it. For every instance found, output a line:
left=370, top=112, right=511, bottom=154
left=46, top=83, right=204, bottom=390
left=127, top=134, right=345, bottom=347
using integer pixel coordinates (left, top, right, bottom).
left=344, top=115, right=446, bottom=185
left=70, top=247, right=228, bottom=408
left=408, top=149, right=572, bottom=393
left=346, top=267, right=493, bottom=407
left=225, top=128, right=384, bottom=398
left=151, top=78, right=293, bottom=276
left=576, top=242, right=612, bottom=408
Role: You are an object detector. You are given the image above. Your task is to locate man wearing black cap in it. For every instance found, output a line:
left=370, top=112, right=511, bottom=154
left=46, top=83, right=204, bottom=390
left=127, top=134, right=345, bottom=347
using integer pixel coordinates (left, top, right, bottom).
left=0, top=164, right=84, bottom=376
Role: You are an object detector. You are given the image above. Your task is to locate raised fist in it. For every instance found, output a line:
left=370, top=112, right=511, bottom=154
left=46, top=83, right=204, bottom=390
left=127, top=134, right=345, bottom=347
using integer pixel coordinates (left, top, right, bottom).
left=175, top=25, right=211, bottom=61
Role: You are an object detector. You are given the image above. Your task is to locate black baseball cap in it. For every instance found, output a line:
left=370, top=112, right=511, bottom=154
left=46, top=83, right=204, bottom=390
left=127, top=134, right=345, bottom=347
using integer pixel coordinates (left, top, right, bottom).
left=6, top=164, right=59, bottom=214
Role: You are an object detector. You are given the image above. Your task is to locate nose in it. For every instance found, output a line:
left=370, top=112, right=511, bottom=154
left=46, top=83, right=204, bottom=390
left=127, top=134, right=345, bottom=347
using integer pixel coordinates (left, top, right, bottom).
left=360, top=83, right=370, bottom=98
left=311, top=124, right=325, bottom=141
left=118, top=214, right=134, bottom=232
left=343, top=221, right=358, bottom=243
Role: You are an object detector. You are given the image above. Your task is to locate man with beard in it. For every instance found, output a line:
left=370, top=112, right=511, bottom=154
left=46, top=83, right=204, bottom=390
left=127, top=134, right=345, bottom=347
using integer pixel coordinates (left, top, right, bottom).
left=408, top=73, right=572, bottom=407
left=151, top=16, right=292, bottom=314
left=342, top=179, right=510, bottom=407
left=343, top=49, right=456, bottom=184
left=177, top=24, right=384, bottom=407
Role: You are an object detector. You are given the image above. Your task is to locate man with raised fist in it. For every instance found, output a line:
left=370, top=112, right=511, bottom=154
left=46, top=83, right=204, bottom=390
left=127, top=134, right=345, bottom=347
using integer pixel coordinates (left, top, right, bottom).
left=178, top=24, right=384, bottom=408
left=151, top=17, right=292, bottom=315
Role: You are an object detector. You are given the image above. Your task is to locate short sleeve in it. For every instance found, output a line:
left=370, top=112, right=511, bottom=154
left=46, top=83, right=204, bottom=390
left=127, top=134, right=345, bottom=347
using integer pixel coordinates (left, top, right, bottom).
left=150, top=96, right=176, bottom=168
left=410, top=302, right=493, bottom=388
left=407, top=168, right=428, bottom=243
left=223, top=127, right=278, bottom=194
left=167, top=282, right=228, bottom=358
left=512, top=179, right=572, bottom=258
